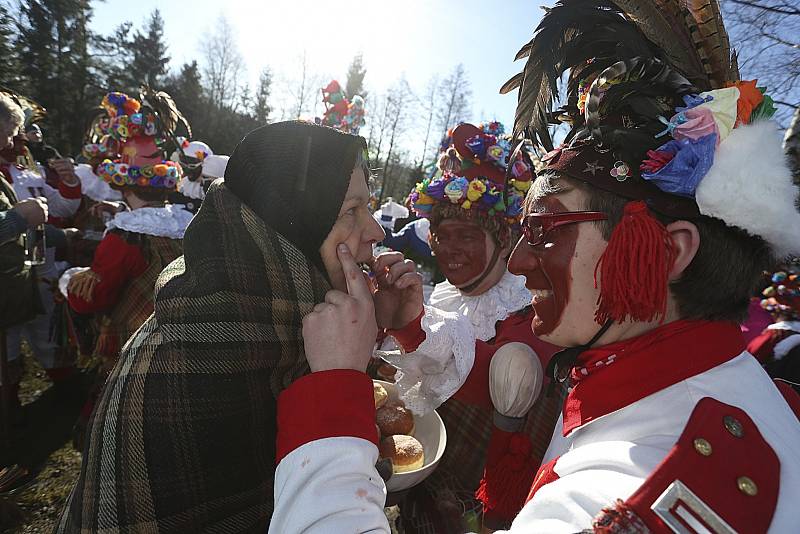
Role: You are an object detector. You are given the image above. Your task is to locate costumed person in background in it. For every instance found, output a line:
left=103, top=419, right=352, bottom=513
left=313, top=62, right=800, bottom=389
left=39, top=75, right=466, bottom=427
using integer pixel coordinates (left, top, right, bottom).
left=749, top=264, right=800, bottom=388
left=56, top=121, right=386, bottom=533
left=0, top=91, right=83, bottom=401
left=374, top=196, right=409, bottom=231
left=25, top=123, right=60, bottom=166
left=319, top=79, right=367, bottom=134
left=374, top=121, right=558, bottom=531
left=380, top=216, right=433, bottom=266
left=59, top=90, right=192, bottom=446
left=175, top=152, right=229, bottom=213
left=171, top=137, right=213, bottom=212
left=267, top=1, right=800, bottom=532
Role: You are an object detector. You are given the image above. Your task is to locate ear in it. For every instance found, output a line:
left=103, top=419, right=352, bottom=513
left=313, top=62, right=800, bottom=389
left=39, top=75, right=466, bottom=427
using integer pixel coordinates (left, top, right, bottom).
left=666, top=220, right=700, bottom=280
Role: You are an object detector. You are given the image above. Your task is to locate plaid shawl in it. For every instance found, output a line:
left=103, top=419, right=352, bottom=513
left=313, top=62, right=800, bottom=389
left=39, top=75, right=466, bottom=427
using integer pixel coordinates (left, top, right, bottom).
left=56, top=182, right=330, bottom=533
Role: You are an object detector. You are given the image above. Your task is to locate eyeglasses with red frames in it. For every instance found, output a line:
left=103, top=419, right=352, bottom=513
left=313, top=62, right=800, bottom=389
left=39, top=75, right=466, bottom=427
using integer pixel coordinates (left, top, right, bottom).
left=521, top=211, right=608, bottom=247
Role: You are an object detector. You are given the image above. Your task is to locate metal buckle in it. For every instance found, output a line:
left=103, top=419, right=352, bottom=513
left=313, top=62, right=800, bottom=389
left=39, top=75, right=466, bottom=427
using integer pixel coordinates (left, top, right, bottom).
left=652, top=480, right=737, bottom=534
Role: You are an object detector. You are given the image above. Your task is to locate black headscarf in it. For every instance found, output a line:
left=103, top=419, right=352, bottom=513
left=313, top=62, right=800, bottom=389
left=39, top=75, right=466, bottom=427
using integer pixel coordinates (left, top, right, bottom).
left=224, top=120, right=367, bottom=273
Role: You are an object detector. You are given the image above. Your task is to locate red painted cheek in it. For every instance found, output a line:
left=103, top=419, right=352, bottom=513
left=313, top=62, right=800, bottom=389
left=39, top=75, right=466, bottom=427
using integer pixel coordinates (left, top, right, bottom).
left=511, top=197, right=577, bottom=336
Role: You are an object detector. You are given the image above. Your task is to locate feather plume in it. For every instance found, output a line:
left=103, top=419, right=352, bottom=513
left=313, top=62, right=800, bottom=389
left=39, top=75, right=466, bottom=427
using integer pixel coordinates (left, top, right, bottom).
left=609, top=0, right=706, bottom=86
left=139, top=85, right=192, bottom=139
left=503, top=0, right=737, bottom=151
left=685, top=0, right=737, bottom=87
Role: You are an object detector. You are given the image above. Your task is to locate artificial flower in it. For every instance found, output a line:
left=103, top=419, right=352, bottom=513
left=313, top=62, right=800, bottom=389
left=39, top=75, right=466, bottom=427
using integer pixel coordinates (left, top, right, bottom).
left=671, top=107, right=720, bottom=147
left=467, top=179, right=487, bottom=202
left=641, top=134, right=717, bottom=197
left=726, top=79, right=763, bottom=127
left=697, top=87, right=738, bottom=142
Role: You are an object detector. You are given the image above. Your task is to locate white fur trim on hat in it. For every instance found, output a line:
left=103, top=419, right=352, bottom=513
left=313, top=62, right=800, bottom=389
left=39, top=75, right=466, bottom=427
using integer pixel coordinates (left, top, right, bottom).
left=695, top=120, right=800, bottom=258
left=201, top=154, right=229, bottom=179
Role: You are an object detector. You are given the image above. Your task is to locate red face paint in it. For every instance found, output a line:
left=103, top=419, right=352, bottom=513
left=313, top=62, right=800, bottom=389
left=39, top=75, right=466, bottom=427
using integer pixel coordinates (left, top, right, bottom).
left=430, top=220, right=489, bottom=287
left=508, top=197, right=576, bottom=336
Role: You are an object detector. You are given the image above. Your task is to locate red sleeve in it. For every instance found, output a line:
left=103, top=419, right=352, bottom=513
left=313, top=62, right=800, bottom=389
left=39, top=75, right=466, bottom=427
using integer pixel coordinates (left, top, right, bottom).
left=276, top=369, right=377, bottom=463
left=68, top=232, right=148, bottom=314
left=56, top=173, right=82, bottom=199
left=453, top=309, right=559, bottom=408
left=386, top=310, right=426, bottom=352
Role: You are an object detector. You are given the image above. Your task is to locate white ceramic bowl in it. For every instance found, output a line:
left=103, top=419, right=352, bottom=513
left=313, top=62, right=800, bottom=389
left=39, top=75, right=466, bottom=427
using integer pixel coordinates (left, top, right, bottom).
left=374, top=380, right=447, bottom=493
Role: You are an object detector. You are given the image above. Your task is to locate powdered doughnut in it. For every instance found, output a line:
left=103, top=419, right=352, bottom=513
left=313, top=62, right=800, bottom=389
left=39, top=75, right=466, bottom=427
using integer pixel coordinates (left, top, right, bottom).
left=379, top=434, right=424, bottom=473
left=376, top=402, right=414, bottom=436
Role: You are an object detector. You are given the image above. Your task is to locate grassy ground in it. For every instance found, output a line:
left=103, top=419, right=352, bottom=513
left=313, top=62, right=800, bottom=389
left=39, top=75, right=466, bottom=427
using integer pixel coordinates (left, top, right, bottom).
left=1, top=345, right=88, bottom=533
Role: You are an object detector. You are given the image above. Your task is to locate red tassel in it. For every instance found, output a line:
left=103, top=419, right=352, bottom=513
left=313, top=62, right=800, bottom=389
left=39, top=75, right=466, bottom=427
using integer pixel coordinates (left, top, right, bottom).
left=594, top=201, right=676, bottom=324
left=475, top=428, right=537, bottom=525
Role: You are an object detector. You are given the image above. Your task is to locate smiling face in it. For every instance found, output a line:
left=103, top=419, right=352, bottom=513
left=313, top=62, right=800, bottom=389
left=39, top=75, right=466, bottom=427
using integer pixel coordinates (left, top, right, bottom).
left=320, top=166, right=386, bottom=291
left=508, top=187, right=609, bottom=346
left=430, top=219, right=496, bottom=286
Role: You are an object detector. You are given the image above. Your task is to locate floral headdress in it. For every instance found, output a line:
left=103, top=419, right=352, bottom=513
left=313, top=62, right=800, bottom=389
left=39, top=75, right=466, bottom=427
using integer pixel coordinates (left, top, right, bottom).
left=83, top=91, right=185, bottom=191
left=408, top=122, right=533, bottom=246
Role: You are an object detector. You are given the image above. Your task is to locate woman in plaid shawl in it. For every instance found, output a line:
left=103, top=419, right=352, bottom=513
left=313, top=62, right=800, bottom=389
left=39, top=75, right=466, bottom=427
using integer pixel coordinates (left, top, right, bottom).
left=56, top=121, right=385, bottom=533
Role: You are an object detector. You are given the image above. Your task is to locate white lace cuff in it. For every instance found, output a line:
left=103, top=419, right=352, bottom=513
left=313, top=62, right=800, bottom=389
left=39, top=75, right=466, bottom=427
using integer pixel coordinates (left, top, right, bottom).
left=383, top=305, right=476, bottom=415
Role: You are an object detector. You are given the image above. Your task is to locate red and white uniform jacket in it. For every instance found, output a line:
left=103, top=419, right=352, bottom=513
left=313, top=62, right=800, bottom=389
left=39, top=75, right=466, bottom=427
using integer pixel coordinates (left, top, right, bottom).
left=2, top=163, right=81, bottom=220
left=270, top=320, right=800, bottom=534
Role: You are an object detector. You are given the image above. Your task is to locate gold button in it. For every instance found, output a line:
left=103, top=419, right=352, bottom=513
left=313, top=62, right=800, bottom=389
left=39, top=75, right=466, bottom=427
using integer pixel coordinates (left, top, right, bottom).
left=693, top=438, right=713, bottom=456
left=724, top=415, right=744, bottom=438
left=737, top=476, right=758, bottom=496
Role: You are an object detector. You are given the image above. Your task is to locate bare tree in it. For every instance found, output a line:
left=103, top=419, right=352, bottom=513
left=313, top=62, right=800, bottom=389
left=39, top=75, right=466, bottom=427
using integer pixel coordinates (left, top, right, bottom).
left=203, top=16, right=245, bottom=108
left=377, top=78, right=414, bottom=202
left=723, top=0, right=800, bottom=125
left=418, top=75, right=439, bottom=166
left=285, top=50, right=321, bottom=120
left=435, top=64, right=471, bottom=140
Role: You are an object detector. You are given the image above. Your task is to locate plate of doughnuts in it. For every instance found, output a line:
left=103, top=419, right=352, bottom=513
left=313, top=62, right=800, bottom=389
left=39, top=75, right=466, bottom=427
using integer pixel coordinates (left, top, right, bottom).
left=373, top=380, right=447, bottom=493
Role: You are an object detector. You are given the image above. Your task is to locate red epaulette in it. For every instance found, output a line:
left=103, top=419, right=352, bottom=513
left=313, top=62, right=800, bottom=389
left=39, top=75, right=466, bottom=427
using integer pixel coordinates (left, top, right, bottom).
left=593, top=397, right=779, bottom=534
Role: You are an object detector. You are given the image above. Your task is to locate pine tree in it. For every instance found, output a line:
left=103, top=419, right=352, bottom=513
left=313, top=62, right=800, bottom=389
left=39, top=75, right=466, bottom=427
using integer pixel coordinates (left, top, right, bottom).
left=0, top=4, right=22, bottom=88
left=253, top=67, right=272, bottom=124
left=128, top=10, right=170, bottom=90
left=345, top=53, right=367, bottom=99
left=17, top=0, right=99, bottom=154
left=162, top=61, right=204, bottom=132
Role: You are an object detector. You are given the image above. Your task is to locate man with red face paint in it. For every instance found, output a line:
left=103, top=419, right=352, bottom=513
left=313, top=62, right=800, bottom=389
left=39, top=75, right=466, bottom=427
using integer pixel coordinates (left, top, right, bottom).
left=267, top=2, right=800, bottom=533
left=369, top=122, right=560, bottom=529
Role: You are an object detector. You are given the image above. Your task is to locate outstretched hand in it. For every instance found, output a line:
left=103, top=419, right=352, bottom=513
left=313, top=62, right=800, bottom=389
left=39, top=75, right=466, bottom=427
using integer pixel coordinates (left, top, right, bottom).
left=371, top=251, right=424, bottom=330
left=302, top=244, right=378, bottom=373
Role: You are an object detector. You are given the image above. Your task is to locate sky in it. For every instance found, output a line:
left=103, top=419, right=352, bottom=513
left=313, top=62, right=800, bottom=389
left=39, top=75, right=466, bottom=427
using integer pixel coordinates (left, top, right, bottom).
left=89, top=0, right=545, bottom=159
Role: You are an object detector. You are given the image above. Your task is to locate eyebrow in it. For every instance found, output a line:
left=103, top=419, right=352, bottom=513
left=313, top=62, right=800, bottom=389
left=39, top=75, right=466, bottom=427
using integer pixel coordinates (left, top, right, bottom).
left=343, top=193, right=369, bottom=204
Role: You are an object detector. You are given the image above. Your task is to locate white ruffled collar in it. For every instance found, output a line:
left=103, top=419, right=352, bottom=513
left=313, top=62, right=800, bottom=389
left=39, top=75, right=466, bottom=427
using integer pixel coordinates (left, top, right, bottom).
left=106, top=205, right=193, bottom=239
left=428, top=269, right=531, bottom=341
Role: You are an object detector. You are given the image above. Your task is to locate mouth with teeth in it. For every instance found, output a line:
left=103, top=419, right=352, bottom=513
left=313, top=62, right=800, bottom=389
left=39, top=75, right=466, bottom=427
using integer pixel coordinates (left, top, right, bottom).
left=529, top=288, right=553, bottom=305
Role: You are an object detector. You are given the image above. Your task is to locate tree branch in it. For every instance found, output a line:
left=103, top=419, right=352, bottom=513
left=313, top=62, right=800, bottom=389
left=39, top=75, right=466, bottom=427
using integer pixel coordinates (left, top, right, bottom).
left=728, top=0, right=800, bottom=16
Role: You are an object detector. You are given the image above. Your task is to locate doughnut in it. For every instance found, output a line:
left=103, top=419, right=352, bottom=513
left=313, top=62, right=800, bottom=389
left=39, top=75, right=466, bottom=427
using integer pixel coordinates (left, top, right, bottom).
left=376, top=403, right=415, bottom=436
left=373, top=382, right=389, bottom=409
left=379, top=434, right=424, bottom=473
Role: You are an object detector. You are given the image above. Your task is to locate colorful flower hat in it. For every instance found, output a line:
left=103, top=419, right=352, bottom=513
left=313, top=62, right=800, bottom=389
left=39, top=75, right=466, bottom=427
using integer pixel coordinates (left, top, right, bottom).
left=408, top=121, right=534, bottom=246
left=83, top=91, right=184, bottom=191
left=761, top=266, right=800, bottom=321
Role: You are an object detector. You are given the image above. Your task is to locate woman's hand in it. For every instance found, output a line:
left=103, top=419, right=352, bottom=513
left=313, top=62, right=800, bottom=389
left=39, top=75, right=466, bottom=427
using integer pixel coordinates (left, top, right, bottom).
left=371, top=251, right=424, bottom=330
left=302, top=244, right=378, bottom=373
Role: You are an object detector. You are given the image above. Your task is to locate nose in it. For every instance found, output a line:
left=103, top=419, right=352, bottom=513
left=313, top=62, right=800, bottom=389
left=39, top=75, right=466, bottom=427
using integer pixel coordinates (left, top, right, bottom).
left=366, top=212, right=386, bottom=243
left=507, top=235, right=541, bottom=275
